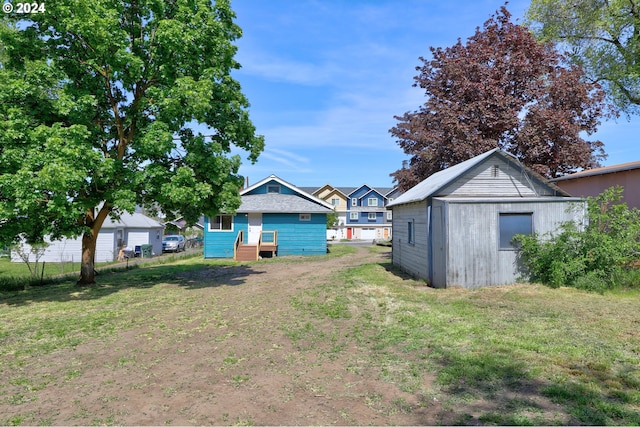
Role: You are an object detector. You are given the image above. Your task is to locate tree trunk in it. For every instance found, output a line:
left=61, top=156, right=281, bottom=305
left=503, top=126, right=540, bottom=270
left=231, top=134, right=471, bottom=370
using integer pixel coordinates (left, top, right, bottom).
left=78, top=231, right=97, bottom=285
left=77, top=205, right=110, bottom=285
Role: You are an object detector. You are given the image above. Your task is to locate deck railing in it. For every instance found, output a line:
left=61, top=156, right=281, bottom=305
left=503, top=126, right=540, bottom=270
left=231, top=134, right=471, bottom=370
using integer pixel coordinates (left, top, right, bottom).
left=233, top=230, right=244, bottom=259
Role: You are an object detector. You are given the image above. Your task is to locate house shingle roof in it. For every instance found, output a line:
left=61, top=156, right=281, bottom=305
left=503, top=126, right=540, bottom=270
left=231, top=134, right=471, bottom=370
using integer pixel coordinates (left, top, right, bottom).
left=238, top=194, right=332, bottom=213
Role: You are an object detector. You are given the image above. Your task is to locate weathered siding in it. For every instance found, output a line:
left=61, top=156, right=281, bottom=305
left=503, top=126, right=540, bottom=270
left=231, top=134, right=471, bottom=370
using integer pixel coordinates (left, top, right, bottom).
left=263, top=213, right=327, bottom=256
left=442, top=198, right=585, bottom=288
left=441, top=157, right=554, bottom=197
left=391, top=201, right=429, bottom=281
left=204, top=215, right=248, bottom=258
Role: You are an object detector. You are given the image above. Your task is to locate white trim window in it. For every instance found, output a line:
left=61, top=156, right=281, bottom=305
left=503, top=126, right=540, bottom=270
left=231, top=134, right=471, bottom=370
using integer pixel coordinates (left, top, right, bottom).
left=331, top=198, right=340, bottom=206
left=368, top=198, right=378, bottom=207
left=351, top=197, right=358, bottom=207
left=299, top=213, right=311, bottom=221
left=209, top=214, right=233, bottom=231
left=386, top=211, right=392, bottom=220
left=368, top=212, right=377, bottom=220
left=266, top=184, right=281, bottom=194
left=350, top=212, right=358, bottom=220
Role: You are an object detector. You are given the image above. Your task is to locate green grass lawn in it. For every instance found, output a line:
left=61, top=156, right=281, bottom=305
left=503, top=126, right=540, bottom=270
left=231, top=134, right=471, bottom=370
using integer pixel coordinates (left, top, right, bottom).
left=1, top=245, right=638, bottom=425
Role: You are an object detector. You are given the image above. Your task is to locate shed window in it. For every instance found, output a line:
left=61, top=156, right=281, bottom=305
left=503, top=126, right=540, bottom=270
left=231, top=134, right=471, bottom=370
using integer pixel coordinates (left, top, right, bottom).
left=267, top=184, right=281, bottom=194
left=408, top=220, right=415, bottom=245
left=210, top=215, right=233, bottom=231
left=299, top=213, right=311, bottom=221
left=499, top=213, right=532, bottom=250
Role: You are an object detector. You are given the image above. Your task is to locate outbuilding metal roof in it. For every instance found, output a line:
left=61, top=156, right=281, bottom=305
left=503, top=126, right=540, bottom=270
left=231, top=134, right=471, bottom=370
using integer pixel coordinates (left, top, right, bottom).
left=388, top=149, right=502, bottom=207
left=237, top=194, right=332, bottom=213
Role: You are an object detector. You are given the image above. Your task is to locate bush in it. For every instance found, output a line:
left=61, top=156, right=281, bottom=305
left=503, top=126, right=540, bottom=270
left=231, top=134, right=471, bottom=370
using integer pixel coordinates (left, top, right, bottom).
left=516, top=186, right=640, bottom=291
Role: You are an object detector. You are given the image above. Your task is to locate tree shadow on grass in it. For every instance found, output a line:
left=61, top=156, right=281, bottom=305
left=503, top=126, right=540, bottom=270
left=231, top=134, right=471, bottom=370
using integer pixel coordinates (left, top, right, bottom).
left=0, top=261, right=262, bottom=306
left=427, top=345, right=640, bottom=426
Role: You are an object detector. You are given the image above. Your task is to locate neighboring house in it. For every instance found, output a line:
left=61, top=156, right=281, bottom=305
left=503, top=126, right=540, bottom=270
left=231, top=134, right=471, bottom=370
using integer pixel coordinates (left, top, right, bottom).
left=345, top=185, right=397, bottom=240
left=11, top=211, right=164, bottom=263
left=305, top=184, right=352, bottom=240
left=303, top=184, right=401, bottom=241
left=388, top=149, right=585, bottom=289
left=550, top=160, right=640, bottom=209
left=164, top=216, right=205, bottom=236
left=204, top=175, right=333, bottom=260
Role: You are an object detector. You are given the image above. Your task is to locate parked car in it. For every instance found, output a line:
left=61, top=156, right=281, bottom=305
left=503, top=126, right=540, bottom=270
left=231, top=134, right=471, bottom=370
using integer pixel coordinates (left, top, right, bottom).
left=162, top=235, right=186, bottom=253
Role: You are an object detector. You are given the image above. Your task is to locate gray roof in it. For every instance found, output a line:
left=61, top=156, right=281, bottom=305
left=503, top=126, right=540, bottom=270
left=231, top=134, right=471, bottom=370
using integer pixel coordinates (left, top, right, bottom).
left=102, top=212, right=164, bottom=229
left=237, top=194, right=332, bottom=213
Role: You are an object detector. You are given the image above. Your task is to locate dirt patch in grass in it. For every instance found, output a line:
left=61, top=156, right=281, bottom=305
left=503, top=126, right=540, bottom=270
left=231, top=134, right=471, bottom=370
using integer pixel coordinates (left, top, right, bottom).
left=0, top=246, right=442, bottom=425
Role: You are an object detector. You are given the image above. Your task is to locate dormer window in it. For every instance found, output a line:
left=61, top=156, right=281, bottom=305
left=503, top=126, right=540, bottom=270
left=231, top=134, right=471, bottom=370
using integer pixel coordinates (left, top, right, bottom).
left=267, top=184, right=281, bottom=194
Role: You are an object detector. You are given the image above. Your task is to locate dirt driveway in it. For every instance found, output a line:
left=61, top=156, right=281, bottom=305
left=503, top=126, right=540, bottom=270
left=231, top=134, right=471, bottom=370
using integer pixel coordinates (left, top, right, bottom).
left=4, top=246, right=442, bottom=425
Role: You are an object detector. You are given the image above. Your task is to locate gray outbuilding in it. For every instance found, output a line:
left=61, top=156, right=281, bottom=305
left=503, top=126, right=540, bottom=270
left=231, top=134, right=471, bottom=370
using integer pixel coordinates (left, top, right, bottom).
left=388, top=149, right=585, bottom=289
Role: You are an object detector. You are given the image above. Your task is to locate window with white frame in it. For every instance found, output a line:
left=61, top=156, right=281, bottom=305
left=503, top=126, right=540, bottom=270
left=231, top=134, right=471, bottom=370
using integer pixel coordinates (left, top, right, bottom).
left=499, top=213, right=532, bottom=250
left=331, top=198, right=340, bottom=206
left=368, top=212, right=377, bottom=220
left=386, top=211, right=392, bottom=220
left=368, top=198, right=378, bottom=206
left=266, top=184, right=281, bottom=193
left=209, top=214, right=233, bottom=231
left=351, top=197, right=357, bottom=207
left=350, top=212, right=358, bottom=220
left=299, top=213, right=311, bottom=221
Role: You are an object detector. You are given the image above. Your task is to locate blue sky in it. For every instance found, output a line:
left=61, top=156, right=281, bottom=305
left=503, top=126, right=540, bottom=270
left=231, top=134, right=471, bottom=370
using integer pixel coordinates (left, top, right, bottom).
left=227, top=0, right=640, bottom=188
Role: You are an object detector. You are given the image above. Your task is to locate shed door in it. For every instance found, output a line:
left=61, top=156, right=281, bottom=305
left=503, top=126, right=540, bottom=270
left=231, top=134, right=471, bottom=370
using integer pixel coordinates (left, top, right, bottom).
left=248, top=213, right=262, bottom=244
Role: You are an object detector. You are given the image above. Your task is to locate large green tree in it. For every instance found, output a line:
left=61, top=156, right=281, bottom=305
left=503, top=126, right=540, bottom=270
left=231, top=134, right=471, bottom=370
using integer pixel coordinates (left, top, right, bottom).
left=526, top=0, right=640, bottom=114
left=390, top=7, right=609, bottom=190
left=0, top=0, right=264, bottom=284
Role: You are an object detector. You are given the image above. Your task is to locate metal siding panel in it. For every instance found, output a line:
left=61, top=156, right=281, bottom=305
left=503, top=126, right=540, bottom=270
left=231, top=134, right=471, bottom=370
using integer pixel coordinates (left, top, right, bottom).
left=442, top=157, right=553, bottom=197
left=444, top=199, right=585, bottom=288
left=391, top=202, right=429, bottom=280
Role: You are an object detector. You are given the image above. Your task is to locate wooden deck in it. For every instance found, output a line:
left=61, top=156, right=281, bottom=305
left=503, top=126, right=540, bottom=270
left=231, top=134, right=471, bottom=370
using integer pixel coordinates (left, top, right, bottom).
left=234, top=230, right=278, bottom=261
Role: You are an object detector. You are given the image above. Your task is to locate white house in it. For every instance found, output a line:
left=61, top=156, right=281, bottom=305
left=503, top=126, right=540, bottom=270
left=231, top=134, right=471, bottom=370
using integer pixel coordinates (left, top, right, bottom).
left=388, top=149, right=585, bottom=289
left=11, top=211, right=164, bottom=263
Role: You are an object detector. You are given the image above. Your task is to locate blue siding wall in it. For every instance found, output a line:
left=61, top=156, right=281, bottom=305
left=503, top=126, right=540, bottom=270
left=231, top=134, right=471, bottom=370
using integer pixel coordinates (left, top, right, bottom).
left=204, top=215, right=248, bottom=258
left=246, top=180, right=298, bottom=196
left=263, top=213, right=327, bottom=256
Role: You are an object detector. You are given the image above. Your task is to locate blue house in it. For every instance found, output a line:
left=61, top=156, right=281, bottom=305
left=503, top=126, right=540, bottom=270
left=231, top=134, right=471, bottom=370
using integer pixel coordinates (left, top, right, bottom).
left=345, top=185, right=397, bottom=240
left=204, top=175, right=333, bottom=260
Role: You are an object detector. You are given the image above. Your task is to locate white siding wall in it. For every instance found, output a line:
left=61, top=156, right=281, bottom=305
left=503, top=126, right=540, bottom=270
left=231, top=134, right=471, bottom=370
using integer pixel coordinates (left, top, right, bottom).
left=391, top=201, right=429, bottom=281
left=442, top=157, right=555, bottom=197
left=443, top=198, right=585, bottom=288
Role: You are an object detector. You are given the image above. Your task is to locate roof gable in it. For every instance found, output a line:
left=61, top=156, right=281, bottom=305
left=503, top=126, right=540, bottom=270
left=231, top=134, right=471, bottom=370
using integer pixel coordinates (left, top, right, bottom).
left=239, top=174, right=332, bottom=211
left=389, top=149, right=569, bottom=207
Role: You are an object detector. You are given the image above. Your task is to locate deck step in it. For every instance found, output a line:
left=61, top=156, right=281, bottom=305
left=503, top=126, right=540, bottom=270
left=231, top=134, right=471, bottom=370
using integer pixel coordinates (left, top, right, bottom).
left=235, top=244, right=258, bottom=261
